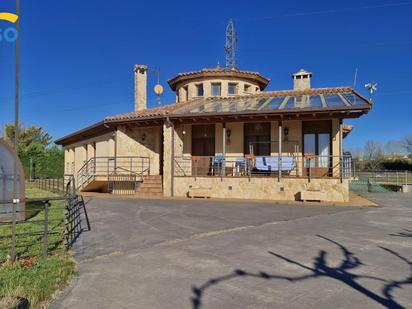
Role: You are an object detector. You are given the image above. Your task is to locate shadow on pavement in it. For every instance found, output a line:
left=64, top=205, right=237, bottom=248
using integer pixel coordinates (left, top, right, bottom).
left=191, top=235, right=412, bottom=309
left=389, top=229, right=412, bottom=238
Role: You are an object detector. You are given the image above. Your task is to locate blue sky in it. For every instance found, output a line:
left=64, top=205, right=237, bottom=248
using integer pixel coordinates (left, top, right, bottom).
left=0, top=0, right=411, bottom=151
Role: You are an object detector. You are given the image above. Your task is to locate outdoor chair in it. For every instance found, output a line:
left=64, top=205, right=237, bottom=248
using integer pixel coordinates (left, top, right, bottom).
left=211, top=155, right=224, bottom=176
left=232, top=157, right=246, bottom=176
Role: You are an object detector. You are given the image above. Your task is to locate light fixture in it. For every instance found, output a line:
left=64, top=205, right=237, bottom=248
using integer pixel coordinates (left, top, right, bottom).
left=141, top=132, right=146, bottom=142
left=284, top=127, right=289, bottom=141
left=226, top=129, right=232, bottom=138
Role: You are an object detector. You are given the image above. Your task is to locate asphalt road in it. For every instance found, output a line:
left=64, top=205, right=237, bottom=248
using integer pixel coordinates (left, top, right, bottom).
left=53, top=193, right=412, bottom=309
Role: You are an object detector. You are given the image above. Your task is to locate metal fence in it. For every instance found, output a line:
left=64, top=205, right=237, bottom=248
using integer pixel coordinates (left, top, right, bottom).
left=28, top=177, right=66, bottom=194
left=349, top=170, right=410, bottom=193
left=0, top=175, right=90, bottom=262
left=354, top=170, right=410, bottom=186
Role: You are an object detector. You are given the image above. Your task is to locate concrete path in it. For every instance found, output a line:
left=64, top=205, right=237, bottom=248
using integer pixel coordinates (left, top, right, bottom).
left=53, top=193, right=412, bottom=309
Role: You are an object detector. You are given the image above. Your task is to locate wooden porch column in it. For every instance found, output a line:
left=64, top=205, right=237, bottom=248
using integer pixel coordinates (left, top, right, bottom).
left=278, top=121, right=282, bottom=182
left=339, top=119, right=343, bottom=183
left=222, top=122, right=226, bottom=176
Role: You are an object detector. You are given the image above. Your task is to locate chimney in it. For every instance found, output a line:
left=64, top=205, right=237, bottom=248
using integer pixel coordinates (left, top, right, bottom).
left=134, top=64, right=148, bottom=111
left=292, top=69, right=312, bottom=90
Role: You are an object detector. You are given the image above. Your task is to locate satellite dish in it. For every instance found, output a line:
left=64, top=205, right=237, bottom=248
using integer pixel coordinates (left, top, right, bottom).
left=154, top=84, right=164, bottom=96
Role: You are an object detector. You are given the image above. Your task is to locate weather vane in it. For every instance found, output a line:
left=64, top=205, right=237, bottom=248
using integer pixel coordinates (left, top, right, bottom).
left=364, top=82, right=377, bottom=101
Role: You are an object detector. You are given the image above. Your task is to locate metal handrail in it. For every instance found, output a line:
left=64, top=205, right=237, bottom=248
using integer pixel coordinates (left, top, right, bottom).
left=76, top=156, right=150, bottom=189
left=174, top=154, right=352, bottom=180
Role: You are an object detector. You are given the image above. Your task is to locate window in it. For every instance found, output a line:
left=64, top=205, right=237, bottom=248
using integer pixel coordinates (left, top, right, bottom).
left=184, top=86, right=189, bottom=101
left=244, top=122, right=271, bottom=156
left=228, top=83, right=238, bottom=95
left=211, top=83, right=221, bottom=96
left=196, top=83, right=204, bottom=97
left=244, top=84, right=251, bottom=93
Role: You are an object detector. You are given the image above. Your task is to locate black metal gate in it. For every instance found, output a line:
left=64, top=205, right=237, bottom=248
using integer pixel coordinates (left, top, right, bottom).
left=64, top=175, right=90, bottom=250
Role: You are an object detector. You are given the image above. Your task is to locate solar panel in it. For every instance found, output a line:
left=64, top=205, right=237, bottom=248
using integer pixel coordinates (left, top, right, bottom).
left=173, top=91, right=369, bottom=115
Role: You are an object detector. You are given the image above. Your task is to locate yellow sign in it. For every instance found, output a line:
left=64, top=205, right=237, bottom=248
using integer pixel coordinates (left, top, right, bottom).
left=0, top=12, right=19, bottom=23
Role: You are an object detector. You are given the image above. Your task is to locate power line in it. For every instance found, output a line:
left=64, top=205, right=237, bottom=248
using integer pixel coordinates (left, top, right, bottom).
left=236, top=1, right=412, bottom=22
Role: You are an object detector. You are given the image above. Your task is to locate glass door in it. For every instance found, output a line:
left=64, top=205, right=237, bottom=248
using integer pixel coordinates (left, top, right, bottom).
left=304, top=133, right=316, bottom=167
left=318, top=133, right=330, bottom=168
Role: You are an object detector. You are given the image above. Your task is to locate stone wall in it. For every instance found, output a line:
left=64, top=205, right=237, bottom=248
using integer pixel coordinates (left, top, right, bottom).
left=116, top=125, right=161, bottom=175
left=173, top=177, right=349, bottom=202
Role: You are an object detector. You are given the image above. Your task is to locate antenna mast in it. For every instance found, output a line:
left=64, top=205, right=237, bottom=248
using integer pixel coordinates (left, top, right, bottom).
left=225, top=19, right=238, bottom=69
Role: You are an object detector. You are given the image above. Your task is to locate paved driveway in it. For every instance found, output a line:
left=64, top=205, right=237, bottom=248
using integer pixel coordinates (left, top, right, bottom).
left=54, top=194, right=412, bottom=309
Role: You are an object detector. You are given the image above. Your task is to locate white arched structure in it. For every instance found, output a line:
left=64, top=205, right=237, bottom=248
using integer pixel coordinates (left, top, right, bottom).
left=0, top=138, right=25, bottom=221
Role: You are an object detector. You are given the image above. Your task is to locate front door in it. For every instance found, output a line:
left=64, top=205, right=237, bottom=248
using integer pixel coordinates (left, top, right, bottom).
left=192, top=124, right=215, bottom=175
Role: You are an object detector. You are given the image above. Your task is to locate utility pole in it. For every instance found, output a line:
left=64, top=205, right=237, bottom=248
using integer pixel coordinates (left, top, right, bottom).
left=11, top=0, right=20, bottom=262
left=29, top=157, right=33, bottom=181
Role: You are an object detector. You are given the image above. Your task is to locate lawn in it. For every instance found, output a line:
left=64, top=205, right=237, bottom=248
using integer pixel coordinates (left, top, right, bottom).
left=0, top=187, right=66, bottom=259
left=0, top=186, right=75, bottom=308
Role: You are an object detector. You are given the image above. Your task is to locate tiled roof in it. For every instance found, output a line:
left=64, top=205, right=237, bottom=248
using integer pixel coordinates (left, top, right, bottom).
left=167, top=68, right=270, bottom=90
left=56, top=87, right=371, bottom=146
left=104, top=98, right=202, bottom=122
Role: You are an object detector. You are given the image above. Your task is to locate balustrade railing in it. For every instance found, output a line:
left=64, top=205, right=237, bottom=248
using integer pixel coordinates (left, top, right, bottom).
left=174, top=154, right=353, bottom=180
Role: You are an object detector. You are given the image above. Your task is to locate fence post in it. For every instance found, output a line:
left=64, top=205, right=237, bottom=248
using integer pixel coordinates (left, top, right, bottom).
left=43, top=202, right=49, bottom=258
left=396, top=171, right=399, bottom=186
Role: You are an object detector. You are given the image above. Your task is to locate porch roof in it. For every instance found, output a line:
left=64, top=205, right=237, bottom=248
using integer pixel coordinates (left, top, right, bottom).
left=106, top=86, right=371, bottom=123
left=170, top=87, right=370, bottom=117
left=56, top=87, right=371, bottom=146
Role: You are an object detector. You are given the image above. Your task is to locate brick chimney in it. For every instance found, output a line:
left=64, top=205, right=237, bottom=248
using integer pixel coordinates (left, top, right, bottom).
left=292, top=69, right=312, bottom=90
left=134, top=64, right=148, bottom=111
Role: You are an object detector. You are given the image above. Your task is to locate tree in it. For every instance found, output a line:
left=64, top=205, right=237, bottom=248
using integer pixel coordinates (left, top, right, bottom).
left=363, top=140, right=384, bottom=170
left=3, top=124, right=63, bottom=178
left=4, top=124, right=52, bottom=148
left=384, top=140, right=403, bottom=157
left=401, top=134, right=412, bottom=155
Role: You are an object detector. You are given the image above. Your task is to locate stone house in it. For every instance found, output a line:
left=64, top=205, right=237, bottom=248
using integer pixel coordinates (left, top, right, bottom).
left=55, top=65, right=371, bottom=202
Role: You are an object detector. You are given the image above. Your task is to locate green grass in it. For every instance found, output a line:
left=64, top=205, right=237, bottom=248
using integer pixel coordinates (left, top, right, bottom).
left=0, top=186, right=75, bottom=308
left=0, top=255, right=75, bottom=308
left=0, top=187, right=66, bottom=259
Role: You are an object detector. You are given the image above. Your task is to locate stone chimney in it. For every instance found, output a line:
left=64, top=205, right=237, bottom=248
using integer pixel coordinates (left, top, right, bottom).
left=134, top=64, right=148, bottom=111
left=292, top=69, right=312, bottom=90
